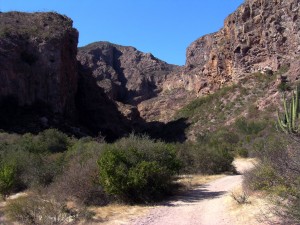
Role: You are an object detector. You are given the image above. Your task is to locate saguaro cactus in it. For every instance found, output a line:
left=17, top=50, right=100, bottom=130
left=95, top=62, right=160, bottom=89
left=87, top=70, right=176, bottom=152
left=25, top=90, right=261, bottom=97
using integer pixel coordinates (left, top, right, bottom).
left=277, top=86, right=300, bottom=134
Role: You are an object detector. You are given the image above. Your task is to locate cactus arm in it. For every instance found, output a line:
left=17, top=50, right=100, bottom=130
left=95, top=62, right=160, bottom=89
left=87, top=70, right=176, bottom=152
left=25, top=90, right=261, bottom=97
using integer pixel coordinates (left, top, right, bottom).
left=295, top=86, right=299, bottom=132
left=291, top=92, right=296, bottom=129
left=277, top=87, right=300, bottom=135
left=289, top=102, right=293, bottom=132
left=283, top=96, right=290, bottom=126
left=277, top=111, right=288, bottom=133
left=295, top=86, right=299, bottom=114
left=292, top=93, right=296, bottom=131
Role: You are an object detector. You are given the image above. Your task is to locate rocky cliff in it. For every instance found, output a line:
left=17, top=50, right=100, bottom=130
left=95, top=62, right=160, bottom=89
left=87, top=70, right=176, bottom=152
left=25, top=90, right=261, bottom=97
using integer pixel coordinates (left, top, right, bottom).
left=0, top=12, right=78, bottom=117
left=183, top=0, right=300, bottom=95
left=1, top=0, right=300, bottom=140
left=101, top=0, right=300, bottom=123
left=77, top=42, right=178, bottom=105
left=77, top=42, right=184, bottom=124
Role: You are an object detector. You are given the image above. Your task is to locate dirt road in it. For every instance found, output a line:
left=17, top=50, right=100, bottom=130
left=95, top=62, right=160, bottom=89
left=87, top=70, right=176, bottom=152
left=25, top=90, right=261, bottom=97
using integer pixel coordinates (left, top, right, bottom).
left=131, top=159, right=256, bottom=225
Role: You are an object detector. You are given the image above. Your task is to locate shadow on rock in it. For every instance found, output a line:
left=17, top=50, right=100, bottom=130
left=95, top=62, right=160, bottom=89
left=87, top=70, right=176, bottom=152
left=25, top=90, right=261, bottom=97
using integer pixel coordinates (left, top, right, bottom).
left=143, top=118, right=190, bottom=143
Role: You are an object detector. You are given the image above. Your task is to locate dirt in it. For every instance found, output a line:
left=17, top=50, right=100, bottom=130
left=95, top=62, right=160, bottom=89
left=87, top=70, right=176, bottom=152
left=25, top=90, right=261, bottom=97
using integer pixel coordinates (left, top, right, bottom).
left=1, top=159, right=272, bottom=225
left=130, top=158, right=260, bottom=225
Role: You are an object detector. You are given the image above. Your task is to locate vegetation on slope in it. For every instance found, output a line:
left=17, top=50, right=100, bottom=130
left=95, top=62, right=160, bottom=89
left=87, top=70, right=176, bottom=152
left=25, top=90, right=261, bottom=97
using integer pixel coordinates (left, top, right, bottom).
left=244, top=86, right=300, bottom=224
left=174, top=72, right=280, bottom=158
left=0, top=128, right=234, bottom=224
left=0, top=67, right=297, bottom=224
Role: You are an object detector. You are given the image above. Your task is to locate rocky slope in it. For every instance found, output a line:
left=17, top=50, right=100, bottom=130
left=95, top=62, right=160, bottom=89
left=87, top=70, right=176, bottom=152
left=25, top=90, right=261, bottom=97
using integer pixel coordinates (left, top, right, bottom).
left=79, top=0, right=300, bottom=123
left=183, top=0, right=300, bottom=95
left=77, top=42, right=183, bottom=123
left=0, top=12, right=78, bottom=117
left=77, top=42, right=179, bottom=105
left=145, top=0, right=300, bottom=124
left=1, top=0, right=300, bottom=140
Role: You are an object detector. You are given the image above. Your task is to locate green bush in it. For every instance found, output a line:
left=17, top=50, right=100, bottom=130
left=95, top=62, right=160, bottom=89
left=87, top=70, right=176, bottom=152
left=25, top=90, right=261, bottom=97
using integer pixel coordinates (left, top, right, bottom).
left=98, top=135, right=181, bottom=203
left=175, top=85, right=237, bottom=119
left=244, top=163, right=282, bottom=191
left=277, top=82, right=291, bottom=92
left=5, top=129, right=70, bottom=154
left=38, top=129, right=70, bottom=153
left=0, top=163, right=17, bottom=199
left=177, top=141, right=234, bottom=174
left=0, top=146, right=66, bottom=189
left=235, top=117, right=266, bottom=135
left=234, top=147, right=248, bottom=158
left=0, top=130, right=71, bottom=189
left=244, top=134, right=300, bottom=224
left=178, top=130, right=236, bottom=174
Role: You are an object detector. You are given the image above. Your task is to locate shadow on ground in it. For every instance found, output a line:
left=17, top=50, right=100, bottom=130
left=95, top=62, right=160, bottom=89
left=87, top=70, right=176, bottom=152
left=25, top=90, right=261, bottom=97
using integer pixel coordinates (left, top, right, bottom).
left=160, top=184, right=226, bottom=207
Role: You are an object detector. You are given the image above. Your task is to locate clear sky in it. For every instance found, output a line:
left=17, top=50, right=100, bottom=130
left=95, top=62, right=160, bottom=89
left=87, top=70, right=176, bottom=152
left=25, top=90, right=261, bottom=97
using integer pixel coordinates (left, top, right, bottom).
left=0, top=0, right=244, bottom=65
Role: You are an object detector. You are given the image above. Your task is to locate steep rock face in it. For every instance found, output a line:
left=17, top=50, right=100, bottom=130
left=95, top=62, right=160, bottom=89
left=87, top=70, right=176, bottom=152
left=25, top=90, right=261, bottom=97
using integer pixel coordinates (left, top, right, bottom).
left=184, top=0, right=300, bottom=95
left=75, top=61, right=135, bottom=140
left=77, top=42, right=179, bottom=105
left=0, top=12, right=78, bottom=117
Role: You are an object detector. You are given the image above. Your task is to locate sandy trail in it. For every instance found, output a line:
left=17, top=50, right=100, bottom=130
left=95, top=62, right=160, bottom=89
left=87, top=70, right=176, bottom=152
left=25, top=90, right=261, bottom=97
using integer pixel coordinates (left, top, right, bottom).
left=130, top=158, right=256, bottom=225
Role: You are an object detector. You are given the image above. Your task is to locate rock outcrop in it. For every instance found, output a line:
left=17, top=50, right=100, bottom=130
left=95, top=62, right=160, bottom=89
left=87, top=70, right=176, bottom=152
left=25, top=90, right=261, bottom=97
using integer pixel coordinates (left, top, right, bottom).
left=75, top=61, right=134, bottom=141
left=77, top=42, right=183, bottom=123
left=77, top=42, right=178, bottom=105
left=0, top=12, right=78, bottom=117
left=76, top=0, right=300, bottom=123
left=184, top=0, right=300, bottom=95
left=1, top=0, right=300, bottom=140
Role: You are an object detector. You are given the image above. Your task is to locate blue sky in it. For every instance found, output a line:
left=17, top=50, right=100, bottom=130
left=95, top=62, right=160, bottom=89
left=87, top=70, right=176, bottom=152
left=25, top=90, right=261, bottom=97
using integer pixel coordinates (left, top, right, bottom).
left=0, top=0, right=244, bottom=65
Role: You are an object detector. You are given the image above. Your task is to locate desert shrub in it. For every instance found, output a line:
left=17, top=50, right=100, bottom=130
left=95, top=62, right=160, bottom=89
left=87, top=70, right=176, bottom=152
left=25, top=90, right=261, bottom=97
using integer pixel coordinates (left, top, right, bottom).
left=0, top=144, right=66, bottom=190
left=5, top=195, right=93, bottom=225
left=235, top=117, right=266, bottom=135
left=178, top=130, right=235, bottom=174
left=277, top=81, right=291, bottom=92
left=175, top=85, right=237, bottom=119
left=231, top=189, right=250, bottom=204
left=50, top=156, right=107, bottom=206
left=275, top=64, right=290, bottom=76
left=11, top=133, right=40, bottom=153
left=98, top=135, right=181, bottom=203
left=244, top=134, right=300, bottom=224
left=22, top=153, right=66, bottom=188
left=0, top=149, right=30, bottom=191
left=234, top=146, right=248, bottom=158
left=244, top=162, right=282, bottom=191
left=5, top=129, right=70, bottom=154
left=37, top=129, right=70, bottom=153
left=0, top=163, right=17, bottom=199
left=49, top=139, right=107, bottom=206
left=207, top=129, right=239, bottom=146
left=66, top=137, right=104, bottom=159
left=177, top=141, right=234, bottom=174
left=0, top=130, right=71, bottom=189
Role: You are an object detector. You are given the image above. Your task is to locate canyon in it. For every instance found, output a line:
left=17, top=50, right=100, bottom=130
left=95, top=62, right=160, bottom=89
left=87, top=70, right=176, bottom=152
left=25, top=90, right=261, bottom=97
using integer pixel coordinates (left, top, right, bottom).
left=0, top=0, right=299, bottom=140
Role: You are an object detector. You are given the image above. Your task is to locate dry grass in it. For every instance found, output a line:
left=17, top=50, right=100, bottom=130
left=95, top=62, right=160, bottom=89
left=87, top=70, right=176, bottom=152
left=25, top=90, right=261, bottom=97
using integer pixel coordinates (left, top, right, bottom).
left=85, top=174, right=224, bottom=225
left=87, top=204, right=154, bottom=225
left=225, top=187, right=279, bottom=225
left=0, top=193, right=28, bottom=225
left=0, top=174, right=227, bottom=225
left=233, top=157, right=258, bottom=174
left=176, top=174, right=225, bottom=191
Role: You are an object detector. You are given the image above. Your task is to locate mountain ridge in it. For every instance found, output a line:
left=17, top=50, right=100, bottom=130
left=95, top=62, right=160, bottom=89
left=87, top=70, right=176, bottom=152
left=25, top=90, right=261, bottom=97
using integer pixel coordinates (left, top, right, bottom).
left=0, top=0, right=299, bottom=140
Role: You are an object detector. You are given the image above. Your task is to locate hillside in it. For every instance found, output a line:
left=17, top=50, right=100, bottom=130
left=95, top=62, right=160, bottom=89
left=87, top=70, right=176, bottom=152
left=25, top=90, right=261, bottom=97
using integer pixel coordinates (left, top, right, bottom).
left=1, top=0, right=300, bottom=141
left=1, top=0, right=300, bottom=224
